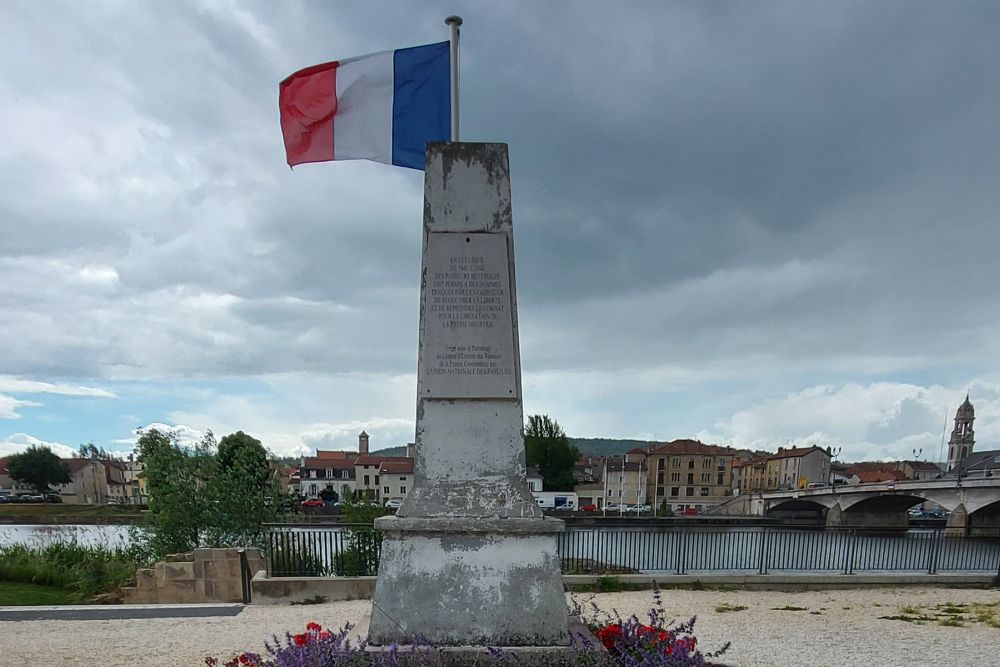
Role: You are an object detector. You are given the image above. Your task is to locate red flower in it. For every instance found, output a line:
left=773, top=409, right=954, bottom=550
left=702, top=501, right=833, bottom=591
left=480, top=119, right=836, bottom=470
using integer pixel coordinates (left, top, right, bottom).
left=292, top=633, right=308, bottom=647
left=306, top=622, right=322, bottom=632
left=318, top=630, right=332, bottom=640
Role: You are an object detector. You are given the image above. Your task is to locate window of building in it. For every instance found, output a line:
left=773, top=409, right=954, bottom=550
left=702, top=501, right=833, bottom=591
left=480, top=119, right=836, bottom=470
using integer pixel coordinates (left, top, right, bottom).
left=717, top=472, right=725, bottom=485
left=701, top=472, right=710, bottom=483
left=717, top=457, right=726, bottom=470
left=657, top=459, right=665, bottom=471
left=700, top=487, right=709, bottom=496
left=656, top=486, right=664, bottom=497
left=687, top=473, right=694, bottom=485
left=607, top=489, right=613, bottom=497
left=363, top=475, right=370, bottom=486
left=671, top=472, right=680, bottom=482
left=309, top=470, right=317, bottom=478
left=672, top=457, right=681, bottom=467
left=687, top=459, right=695, bottom=469
left=703, top=458, right=712, bottom=468
left=399, top=476, right=407, bottom=481
left=341, top=470, right=350, bottom=479
left=670, top=486, right=679, bottom=497
left=383, top=486, right=390, bottom=496
left=685, top=487, right=694, bottom=497
left=400, top=486, right=406, bottom=494
left=375, top=475, right=380, bottom=485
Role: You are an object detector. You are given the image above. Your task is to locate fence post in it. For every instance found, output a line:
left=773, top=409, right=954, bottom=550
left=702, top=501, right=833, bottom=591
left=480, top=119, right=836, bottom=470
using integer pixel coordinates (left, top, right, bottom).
left=757, top=529, right=768, bottom=575
left=845, top=529, right=857, bottom=575
left=929, top=529, right=942, bottom=575
left=238, top=548, right=251, bottom=604
left=674, top=530, right=685, bottom=575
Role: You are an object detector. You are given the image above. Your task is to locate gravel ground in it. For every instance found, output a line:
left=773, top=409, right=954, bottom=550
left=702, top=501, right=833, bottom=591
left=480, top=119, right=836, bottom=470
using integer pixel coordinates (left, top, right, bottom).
left=0, top=587, right=997, bottom=666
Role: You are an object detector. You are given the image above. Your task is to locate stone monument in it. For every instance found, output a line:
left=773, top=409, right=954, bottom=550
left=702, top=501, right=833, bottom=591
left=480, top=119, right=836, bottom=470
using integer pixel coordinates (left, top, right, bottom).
left=367, top=142, right=569, bottom=647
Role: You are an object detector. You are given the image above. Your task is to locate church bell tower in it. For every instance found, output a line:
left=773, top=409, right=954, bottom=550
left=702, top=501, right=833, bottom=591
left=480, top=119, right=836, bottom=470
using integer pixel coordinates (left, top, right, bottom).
left=947, top=393, right=975, bottom=472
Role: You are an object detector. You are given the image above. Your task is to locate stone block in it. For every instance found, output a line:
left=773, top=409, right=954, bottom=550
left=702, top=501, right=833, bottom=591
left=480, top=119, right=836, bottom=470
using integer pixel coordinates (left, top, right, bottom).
left=156, top=560, right=195, bottom=586
left=156, top=579, right=199, bottom=604
left=135, top=568, right=156, bottom=591
left=165, top=552, right=193, bottom=562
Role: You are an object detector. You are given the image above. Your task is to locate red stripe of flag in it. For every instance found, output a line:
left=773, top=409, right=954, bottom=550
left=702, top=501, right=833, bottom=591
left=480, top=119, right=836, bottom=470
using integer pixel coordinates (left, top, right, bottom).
left=279, top=61, right=339, bottom=167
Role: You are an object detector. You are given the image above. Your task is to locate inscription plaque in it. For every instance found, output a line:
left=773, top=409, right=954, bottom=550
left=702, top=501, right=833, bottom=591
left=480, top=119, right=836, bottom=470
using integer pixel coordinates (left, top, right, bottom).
left=421, top=232, right=517, bottom=398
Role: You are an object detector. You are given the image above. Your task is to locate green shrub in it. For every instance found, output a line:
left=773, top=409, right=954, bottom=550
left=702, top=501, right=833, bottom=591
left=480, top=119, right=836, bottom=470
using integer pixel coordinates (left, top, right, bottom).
left=0, top=541, right=151, bottom=601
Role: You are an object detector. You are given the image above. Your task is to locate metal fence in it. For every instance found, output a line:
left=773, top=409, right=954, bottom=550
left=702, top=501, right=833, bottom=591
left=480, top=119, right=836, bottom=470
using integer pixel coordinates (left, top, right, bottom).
left=267, top=524, right=381, bottom=577
left=264, top=524, right=1000, bottom=577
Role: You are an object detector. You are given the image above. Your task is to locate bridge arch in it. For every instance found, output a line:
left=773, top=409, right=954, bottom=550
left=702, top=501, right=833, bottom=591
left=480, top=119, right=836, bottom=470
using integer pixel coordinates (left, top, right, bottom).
left=766, top=498, right=829, bottom=517
left=841, top=494, right=927, bottom=514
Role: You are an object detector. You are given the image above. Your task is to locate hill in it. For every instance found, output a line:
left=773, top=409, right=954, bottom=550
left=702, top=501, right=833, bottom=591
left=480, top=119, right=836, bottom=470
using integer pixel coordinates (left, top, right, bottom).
left=567, top=438, right=659, bottom=457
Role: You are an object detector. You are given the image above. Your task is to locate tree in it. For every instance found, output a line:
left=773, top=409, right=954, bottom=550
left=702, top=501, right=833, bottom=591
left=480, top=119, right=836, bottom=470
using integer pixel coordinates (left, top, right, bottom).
left=205, top=431, right=282, bottom=547
left=7, top=445, right=70, bottom=493
left=77, top=442, right=112, bottom=460
left=136, top=429, right=214, bottom=556
left=524, top=415, right=580, bottom=491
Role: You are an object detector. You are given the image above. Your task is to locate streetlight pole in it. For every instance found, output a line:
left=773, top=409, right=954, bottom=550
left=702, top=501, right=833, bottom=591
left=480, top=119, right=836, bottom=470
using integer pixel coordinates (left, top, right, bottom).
left=829, top=447, right=842, bottom=496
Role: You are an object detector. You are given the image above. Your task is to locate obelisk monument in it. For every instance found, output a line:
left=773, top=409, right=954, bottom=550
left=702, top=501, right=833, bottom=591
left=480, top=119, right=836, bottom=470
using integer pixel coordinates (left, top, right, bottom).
left=368, top=142, right=569, bottom=646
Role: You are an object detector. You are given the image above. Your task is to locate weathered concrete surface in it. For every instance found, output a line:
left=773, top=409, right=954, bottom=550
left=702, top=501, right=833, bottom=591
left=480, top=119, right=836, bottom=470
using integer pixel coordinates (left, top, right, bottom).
left=369, top=143, right=569, bottom=647
left=370, top=520, right=568, bottom=646
left=250, top=571, right=376, bottom=605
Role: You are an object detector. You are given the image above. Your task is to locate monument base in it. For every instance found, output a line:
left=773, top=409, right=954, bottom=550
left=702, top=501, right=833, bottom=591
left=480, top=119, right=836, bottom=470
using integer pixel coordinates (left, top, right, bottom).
left=354, top=614, right=605, bottom=664
left=368, top=516, right=569, bottom=646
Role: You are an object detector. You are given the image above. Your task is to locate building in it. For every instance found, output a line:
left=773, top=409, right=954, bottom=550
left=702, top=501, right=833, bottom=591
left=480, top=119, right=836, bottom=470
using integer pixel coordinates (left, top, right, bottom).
left=123, top=458, right=147, bottom=505
left=961, top=450, right=1000, bottom=477
left=526, top=466, right=543, bottom=492
left=766, top=446, right=831, bottom=490
left=948, top=394, right=976, bottom=472
left=54, top=458, right=127, bottom=504
left=378, top=459, right=413, bottom=501
left=645, top=439, right=737, bottom=512
left=733, top=458, right=768, bottom=494
left=294, top=431, right=418, bottom=503
left=297, top=455, right=356, bottom=501
left=604, top=457, right=648, bottom=507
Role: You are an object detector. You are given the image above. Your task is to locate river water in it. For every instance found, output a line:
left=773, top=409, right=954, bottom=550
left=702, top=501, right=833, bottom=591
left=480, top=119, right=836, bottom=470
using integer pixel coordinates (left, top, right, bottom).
left=0, top=524, right=136, bottom=548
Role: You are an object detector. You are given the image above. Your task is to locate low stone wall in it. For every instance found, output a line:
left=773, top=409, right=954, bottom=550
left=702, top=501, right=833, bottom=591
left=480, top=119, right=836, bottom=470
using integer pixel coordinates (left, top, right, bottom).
left=123, top=548, right=265, bottom=604
left=249, top=571, right=997, bottom=604
left=250, top=571, right=377, bottom=605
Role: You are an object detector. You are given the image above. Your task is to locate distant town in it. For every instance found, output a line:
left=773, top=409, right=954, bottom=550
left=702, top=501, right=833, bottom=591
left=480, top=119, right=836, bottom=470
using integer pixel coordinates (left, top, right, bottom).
left=5, top=396, right=993, bottom=518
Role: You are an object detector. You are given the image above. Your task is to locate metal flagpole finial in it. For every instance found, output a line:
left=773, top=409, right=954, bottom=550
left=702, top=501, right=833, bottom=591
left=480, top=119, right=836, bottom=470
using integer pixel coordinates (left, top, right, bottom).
left=445, top=16, right=462, bottom=141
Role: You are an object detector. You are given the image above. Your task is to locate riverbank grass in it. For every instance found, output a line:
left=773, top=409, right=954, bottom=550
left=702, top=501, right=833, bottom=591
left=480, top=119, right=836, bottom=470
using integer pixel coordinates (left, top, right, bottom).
left=0, top=542, right=151, bottom=603
left=0, top=580, right=75, bottom=605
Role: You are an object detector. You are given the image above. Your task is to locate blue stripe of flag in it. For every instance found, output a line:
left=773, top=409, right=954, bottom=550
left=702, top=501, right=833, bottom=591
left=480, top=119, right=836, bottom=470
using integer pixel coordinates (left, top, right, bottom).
left=391, top=41, right=451, bottom=170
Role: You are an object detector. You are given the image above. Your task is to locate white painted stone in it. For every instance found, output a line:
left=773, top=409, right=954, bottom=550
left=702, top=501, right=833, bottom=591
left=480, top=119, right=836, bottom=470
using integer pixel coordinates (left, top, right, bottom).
left=370, top=143, right=568, bottom=647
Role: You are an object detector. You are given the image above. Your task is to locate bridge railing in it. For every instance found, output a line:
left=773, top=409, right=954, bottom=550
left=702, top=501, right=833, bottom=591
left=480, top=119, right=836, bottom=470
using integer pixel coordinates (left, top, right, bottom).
left=263, top=524, right=1000, bottom=577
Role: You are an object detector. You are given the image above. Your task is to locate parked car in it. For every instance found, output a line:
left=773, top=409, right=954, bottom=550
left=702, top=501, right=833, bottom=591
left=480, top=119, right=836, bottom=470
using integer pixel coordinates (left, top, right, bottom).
left=17, top=494, right=44, bottom=503
left=385, top=499, right=403, bottom=510
left=301, top=498, right=324, bottom=508
left=579, top=504, right=598, bottom=513
left=0, top=495, right=9, bottom=504
left=681, top=507, right=700, bottom=516
left=44, top=493, right=63, bottom=503
left=553, top=504, right=576, bottom=511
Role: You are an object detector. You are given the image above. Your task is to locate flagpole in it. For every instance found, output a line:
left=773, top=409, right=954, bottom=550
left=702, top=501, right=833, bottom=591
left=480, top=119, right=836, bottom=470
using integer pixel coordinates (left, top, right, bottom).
left=445, top=15, right=462, bottom=141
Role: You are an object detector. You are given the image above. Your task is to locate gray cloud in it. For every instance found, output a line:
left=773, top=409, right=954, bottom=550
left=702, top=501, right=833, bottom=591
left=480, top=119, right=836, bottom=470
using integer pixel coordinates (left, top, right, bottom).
left=1, top=1, right=998, bottom=454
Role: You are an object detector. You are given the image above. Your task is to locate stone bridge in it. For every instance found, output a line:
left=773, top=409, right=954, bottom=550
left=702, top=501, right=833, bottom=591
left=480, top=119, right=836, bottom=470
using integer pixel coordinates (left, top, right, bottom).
left=728, top=478, right=1000, bottom=534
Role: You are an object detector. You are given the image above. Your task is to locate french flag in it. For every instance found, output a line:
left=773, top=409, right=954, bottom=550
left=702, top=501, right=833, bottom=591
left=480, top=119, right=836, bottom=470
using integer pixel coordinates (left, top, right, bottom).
left=279, top=42, right=450, bottom=171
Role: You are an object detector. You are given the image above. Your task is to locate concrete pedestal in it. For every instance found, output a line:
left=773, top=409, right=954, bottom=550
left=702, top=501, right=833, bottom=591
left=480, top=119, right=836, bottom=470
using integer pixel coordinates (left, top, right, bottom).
left=369, top=517, right=568, bottom=646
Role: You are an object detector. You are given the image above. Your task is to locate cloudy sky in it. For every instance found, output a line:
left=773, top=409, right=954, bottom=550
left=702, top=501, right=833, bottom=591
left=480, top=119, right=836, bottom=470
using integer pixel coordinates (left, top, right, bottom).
left=1, top=1, right=998, bottom=463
